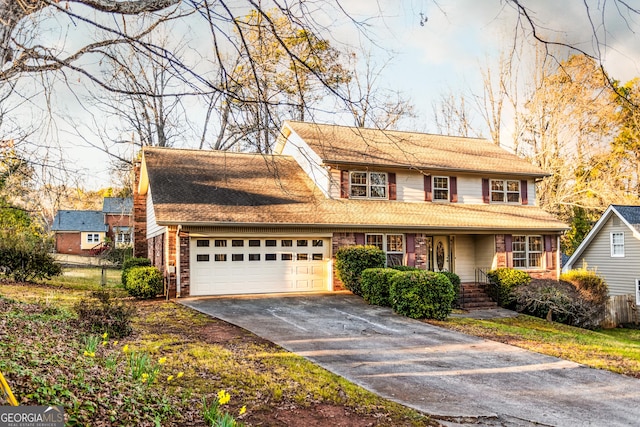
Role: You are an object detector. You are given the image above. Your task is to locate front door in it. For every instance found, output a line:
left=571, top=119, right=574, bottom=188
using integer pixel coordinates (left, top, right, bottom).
left=433, top=235, right=450, bottom=272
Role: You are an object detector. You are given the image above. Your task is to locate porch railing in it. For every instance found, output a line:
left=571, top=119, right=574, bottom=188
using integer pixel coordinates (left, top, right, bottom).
left=475, top=267, right=490, bottom=286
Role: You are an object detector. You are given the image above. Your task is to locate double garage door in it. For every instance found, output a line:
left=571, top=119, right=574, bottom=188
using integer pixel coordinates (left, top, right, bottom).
left=189, top=236, right=331, bottom=296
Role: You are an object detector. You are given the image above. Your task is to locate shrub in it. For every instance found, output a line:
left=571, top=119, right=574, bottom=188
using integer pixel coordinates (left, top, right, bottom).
left=125, top=266, right=163, bottom=299
left=335, top=245, right=385, bottom=296
left=0, top=231, right=62, bottom=282
left=361, top=268, right=400, bottom=307
left=439, top=271, right=461, bottom=307
left=121, top=257, right=152, bottom=287
left=514, top=279, right=605, bottom=329
left=560, top=269, right=608, bottom=305
left=390, top=265, right=419, bottom=272
left=74, top=290, right=136, bottom=338
left=486, top=268, right=531, bottom=309
left=389, top=270, right=455, bottom=320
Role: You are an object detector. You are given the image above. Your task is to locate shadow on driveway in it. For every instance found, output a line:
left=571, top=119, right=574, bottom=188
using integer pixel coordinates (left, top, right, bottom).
left=180, top=292, right=640, bottom=426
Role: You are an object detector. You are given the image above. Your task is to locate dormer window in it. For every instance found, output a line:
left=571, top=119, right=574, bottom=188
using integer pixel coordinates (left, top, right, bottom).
left=491, top=179, right=520, bottom=203
left=350, top=171, right=387, bottom=199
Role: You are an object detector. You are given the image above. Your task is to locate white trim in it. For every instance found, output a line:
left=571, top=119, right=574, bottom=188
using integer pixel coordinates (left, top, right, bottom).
left=636, top=279, right=640, bottom=305
left=432, top=176, right=450, bottom=202
left=610, top=231, right=625, bottom=257
left=349, top=171, right=388, bottom=200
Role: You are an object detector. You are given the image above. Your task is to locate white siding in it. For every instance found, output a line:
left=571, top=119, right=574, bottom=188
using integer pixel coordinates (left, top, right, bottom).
left=474, top=235, right=497, bottom=270
left=527, top=180, right=537, bottom=206
left=396, top=171, right=425, bottom=202
left=146, top=189, right=166, bottom=239
left=454, top=235, right=475, bottom=282
left=574, top=216, right=640, bottom=296
left=457, top=175, right=483, bottom=204
left=280, top=130, right=332, bottom=198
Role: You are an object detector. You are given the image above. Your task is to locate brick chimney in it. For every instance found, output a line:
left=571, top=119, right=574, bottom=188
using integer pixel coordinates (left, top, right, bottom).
left=133, top=160, right=147, bottom=258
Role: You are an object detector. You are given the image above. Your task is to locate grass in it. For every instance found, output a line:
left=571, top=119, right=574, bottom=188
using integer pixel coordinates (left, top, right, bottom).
left=428, top=314, right=640, bottom=377
left=0, top=267, right=434, bottom=426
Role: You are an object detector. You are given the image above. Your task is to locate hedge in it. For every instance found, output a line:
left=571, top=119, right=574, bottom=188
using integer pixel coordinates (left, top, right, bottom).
left=361, top=268, right=400, bottom=307
left=335, top=245, right=386, bottom=296
left=389, top=270, right=455, bottom=320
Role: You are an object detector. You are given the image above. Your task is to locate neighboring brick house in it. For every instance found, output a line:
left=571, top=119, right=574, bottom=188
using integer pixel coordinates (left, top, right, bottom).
left=52, top=210, right=108, bottom=255
left=52, top=197, right=133, bottom=255
left=102, top=197, right=133, bottom=247
left=135, top=121, right=567, bottom=298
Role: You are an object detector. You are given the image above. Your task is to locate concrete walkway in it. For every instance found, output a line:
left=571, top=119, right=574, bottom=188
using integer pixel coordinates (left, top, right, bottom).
left=181, top=293, right=640, bottom=426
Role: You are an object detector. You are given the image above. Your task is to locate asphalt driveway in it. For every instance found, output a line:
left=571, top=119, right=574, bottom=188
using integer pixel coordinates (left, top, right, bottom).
left=181, top=293, right=640, bottom=426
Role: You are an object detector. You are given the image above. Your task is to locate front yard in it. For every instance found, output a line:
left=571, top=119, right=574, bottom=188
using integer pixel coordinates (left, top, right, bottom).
left=0, top=268, right=433, bottom=426
left=428, top=315, right=640, bottom=377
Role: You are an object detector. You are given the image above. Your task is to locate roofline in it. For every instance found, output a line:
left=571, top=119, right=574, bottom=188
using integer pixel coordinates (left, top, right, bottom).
left=321, top=160, right=550, bottom=178
left=284, top=120, right=494, bottom=143
left=563, top=205, right=640, bottom=271
left=154, top=220, right=567, bottom=232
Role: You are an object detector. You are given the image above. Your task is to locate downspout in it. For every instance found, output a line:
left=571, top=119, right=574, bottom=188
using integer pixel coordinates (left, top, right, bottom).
left=176, top=225, right=182, bottom=298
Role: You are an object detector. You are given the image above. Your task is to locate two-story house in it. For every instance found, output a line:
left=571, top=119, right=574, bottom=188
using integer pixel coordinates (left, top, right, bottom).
left=52, top=197, right=133, bottom=255
left=135, top=121, right=567, bottom=298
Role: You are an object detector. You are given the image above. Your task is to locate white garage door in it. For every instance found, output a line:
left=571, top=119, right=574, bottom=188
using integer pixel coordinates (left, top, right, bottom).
left=189, top=237, right=331, bottom=296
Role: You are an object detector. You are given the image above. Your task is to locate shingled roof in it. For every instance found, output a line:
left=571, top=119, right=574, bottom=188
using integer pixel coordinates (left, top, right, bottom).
left=102, top=197, right=133, bottom=214
left=282, top=121, right=547, bottom=176
left=141, top=147, right=566, bottom=231
left=51, top=210, right=108, bottom=232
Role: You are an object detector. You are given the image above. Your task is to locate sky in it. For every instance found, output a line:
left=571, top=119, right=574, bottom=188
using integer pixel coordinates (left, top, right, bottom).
left=6, top=0, right=640, bottom=191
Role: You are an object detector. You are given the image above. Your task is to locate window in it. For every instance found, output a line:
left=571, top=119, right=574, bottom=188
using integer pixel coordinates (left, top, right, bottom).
left=281, top=240, right=293, bottom=247
left=297, top=253, right=308, bottom=260
left=196, top=254, right=210, bottom=262
left=196, top=239, right=210, bottom=247
left=297, top=240, right=308, bottom=247
left=281, top=253, right=293, bottom=261
left=214, top=240, right=227, bottom=247
left=116, top=232, right=131, bottom=244
left=611, top=232, right=625, bottom=257
left=265, top=240, right=277, bottom=247
left=491, top=179, right=520, bottom=203
left=312, top=253, right=323, bottom=260
left=248, top=254, right=260, bottom=261
left=232, top=254, right=244, bottom=261
left=87, top=234, right=100, bottom=243
left=366, top=234, right=404, bottom=266
left=232, top=240, right=244, bottom=247
left=433, top=176, right=449, bottom=201
left=265, top=254, right=277, bottom=261
left=312, top=240, right=323, bottom=247
left=350, top=171, right=387, bottom=199
left=214, top=254, right=227, bottom=262
left=248, top=240, right=261, bottom=247
left=512, top=235, right=542, bottom=269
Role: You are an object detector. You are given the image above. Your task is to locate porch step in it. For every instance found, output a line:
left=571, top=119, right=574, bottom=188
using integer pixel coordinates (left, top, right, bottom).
left=459, top=283, right=497, bottom=310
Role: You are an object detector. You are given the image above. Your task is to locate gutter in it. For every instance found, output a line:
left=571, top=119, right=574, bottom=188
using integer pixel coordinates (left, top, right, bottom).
left=155, top=221, right=569, bottom=233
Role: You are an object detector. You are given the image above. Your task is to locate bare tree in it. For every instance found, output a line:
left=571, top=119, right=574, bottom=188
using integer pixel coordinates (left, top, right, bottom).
left=342, top=49, right=416, bottom=130
left=432, top=90, right=480, bottom=137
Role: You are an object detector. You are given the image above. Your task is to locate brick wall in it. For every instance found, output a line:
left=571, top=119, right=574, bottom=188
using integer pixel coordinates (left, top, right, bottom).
left=55, top=233, right=82, bottom=255
left=105, top=213, right=133, bottom=241
left=495, top=234, right=506, bottom=267
left=331, top=232, right=358, bottom=290
left=179, top=231, right=190, bottom=297
left=414, top=234, right=429, bottom=270
left=132, top=161, right=147, bottom=258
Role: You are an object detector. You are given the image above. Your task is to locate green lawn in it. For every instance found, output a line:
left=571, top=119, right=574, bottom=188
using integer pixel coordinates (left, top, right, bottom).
left=428, top=315, right=640, bottom=377
left=0, top=268, right=434, bottom=426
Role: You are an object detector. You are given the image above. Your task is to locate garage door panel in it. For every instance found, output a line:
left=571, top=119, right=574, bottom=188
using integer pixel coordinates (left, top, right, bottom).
left=190, top=237, right=329, bottom=296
